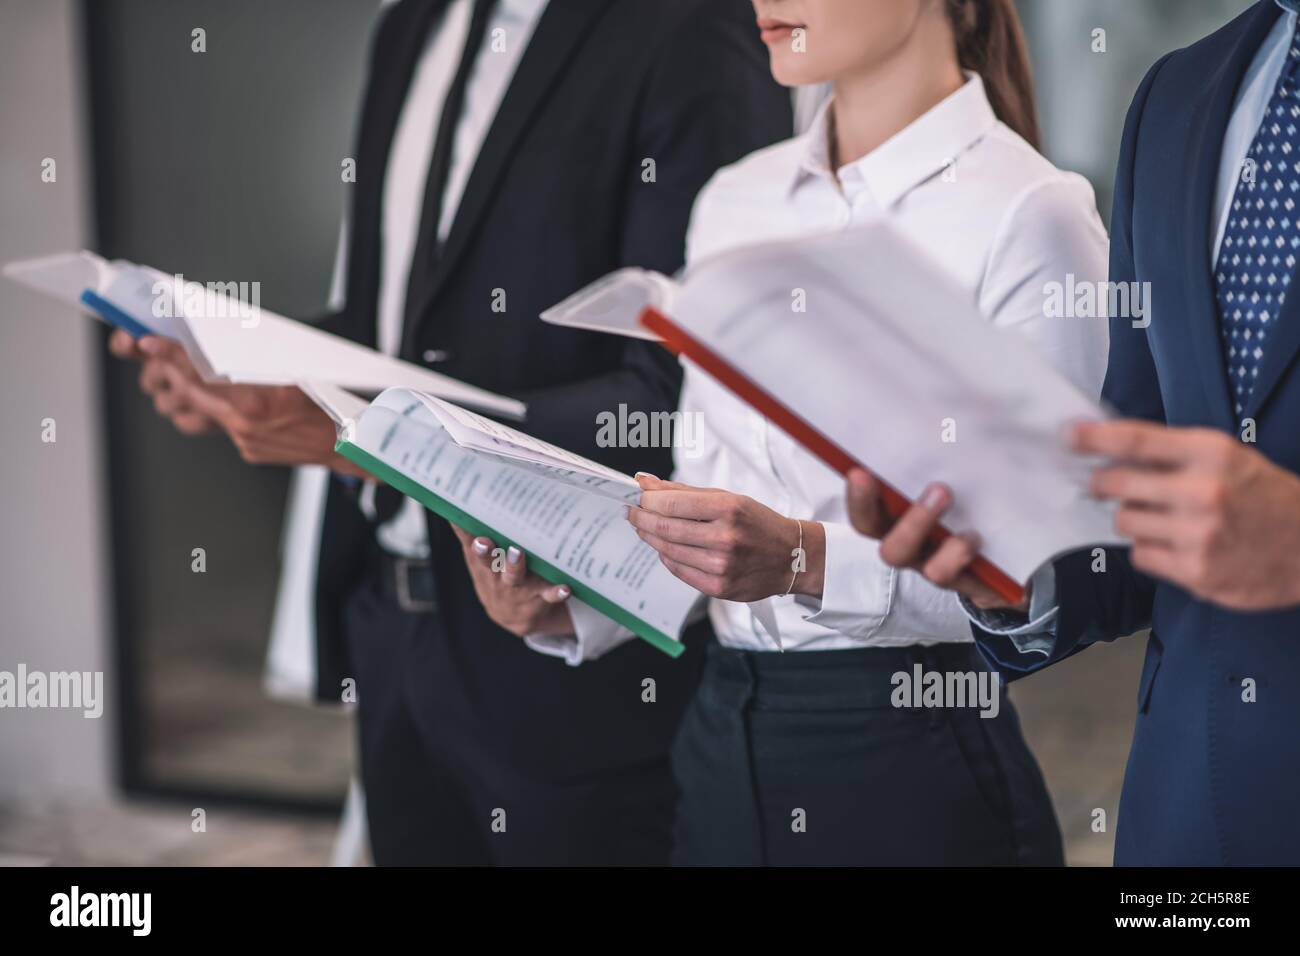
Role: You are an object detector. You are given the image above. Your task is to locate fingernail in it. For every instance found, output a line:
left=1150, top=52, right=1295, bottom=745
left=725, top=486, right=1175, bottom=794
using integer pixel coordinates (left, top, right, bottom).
left=635, top=472, right=658, bottom=481
left=138, top=337, right=158, bottom=354
left=920, top=484, right=947, bottom=511
left=555, top=585, right=571, bottom=599
left=506, top=546, right=522, bottom=565
left=472, top=538, right=490, bottom=555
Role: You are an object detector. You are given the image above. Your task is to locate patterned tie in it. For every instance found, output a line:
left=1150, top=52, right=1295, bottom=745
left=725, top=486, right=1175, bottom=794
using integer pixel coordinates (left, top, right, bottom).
left=1216, top=23, right=1300, bottom=417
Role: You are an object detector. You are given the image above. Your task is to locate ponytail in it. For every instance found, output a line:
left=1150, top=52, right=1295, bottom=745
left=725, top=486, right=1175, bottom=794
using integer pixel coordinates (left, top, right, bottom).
left=946, top=0, right=1041, bottom=150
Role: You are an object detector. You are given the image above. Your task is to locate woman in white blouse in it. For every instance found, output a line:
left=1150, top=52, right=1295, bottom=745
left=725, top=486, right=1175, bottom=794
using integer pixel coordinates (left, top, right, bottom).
left=457, top=0, right=1109, bottom=865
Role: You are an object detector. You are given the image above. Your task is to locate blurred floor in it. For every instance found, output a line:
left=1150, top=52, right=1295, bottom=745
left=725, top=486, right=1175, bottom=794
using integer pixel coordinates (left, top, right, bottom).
left=1010, top=631, right=1147, bottom=866
left=0, top=799, right=341, bottom=866
left=0, top=628, right=1149, bottom=868
left=144, top=646, right=353, bottom=802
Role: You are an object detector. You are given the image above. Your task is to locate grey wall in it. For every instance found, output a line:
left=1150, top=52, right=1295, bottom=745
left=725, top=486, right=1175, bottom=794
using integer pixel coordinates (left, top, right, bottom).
left=0, top=0, right=112, bottom=800
left=1020, top=0, right=1257, bottom=221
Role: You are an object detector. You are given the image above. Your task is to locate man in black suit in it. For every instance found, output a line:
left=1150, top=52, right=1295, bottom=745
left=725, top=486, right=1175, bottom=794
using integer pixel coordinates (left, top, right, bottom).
left=112, top=0, right=790, bottom=864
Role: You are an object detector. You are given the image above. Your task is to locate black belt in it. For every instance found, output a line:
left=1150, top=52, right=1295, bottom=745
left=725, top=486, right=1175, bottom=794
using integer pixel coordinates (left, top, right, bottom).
left=366, top=544, right=438, bottom=614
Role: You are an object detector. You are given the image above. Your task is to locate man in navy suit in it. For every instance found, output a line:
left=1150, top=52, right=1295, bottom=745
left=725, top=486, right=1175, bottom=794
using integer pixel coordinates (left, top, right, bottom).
left=845, top=0, right=1300, bottom=865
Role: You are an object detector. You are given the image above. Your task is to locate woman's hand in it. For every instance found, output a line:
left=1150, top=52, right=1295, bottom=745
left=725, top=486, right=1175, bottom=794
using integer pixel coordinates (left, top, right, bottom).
left=845, top=468, right=1024, bottom=611
left=452, top=526, right=575, bottom=637
left=627, top=474, right=825, bottom=601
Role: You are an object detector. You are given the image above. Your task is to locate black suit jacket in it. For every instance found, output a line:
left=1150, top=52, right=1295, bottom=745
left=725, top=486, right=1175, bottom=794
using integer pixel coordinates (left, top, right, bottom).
left=312, top=0, right=792, bottom=779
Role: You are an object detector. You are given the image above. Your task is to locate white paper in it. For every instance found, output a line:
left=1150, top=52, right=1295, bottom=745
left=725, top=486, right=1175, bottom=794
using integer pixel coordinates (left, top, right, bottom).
left=672, top=223, right=1122, bottom=585
left=539, top=267, right=677, bottom=341
left=3, top=250, right=112, bottom=308
left=3, top=249, right=526, bottom=421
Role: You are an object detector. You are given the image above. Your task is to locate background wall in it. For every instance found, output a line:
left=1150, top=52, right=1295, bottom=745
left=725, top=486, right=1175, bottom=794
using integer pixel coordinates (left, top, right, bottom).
left=0, top=0, right=112, bottom=803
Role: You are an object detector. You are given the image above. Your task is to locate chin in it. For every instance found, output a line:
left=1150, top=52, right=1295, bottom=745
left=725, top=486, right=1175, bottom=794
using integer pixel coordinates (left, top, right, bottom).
left=767, top=51, right=825, bottom=88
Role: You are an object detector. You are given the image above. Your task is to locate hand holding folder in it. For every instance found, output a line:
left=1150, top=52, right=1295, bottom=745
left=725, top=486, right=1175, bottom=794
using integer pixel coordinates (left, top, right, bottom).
left=3, top=250, right=525, bottom=420
left=544, top=223, right=1122, bottom=605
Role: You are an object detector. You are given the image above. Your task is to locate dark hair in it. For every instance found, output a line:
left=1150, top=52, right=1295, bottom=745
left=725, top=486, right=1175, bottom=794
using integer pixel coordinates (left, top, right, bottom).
left=945, top=0, right=1041, bottom=150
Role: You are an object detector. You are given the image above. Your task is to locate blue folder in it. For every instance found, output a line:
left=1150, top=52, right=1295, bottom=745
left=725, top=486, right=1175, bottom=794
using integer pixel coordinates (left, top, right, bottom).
left=80, top=288, right=162, bottom=340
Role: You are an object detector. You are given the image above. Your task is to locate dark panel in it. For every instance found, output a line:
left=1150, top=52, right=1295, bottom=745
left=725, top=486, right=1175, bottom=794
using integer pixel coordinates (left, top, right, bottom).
left=84, top=0, right=381, bottom=804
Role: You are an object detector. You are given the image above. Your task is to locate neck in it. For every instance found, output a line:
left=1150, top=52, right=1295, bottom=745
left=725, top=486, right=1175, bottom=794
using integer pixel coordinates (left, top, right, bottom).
left=829, top=35, right=964, bottom=170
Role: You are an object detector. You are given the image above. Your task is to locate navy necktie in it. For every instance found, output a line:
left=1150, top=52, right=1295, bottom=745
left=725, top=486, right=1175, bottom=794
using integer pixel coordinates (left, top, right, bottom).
left=1215, top=22, right=1300, bottom=417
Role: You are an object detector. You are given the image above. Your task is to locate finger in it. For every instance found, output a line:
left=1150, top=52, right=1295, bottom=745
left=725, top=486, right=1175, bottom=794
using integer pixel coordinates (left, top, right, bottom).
left=138, top=337, right=205, bottom=384
left=634, top=473, right=718, bottom=493
left=963, top=571, right=1025, bottom=611
left=179, top=381, right=243, bottom=430
left=634, top=527, right=725, bottom=576
left=1129, top=541, right=1191, bottom=586
left=846, top=468, right=888, bottom=538
left=1090, top=465, right=1182, bottom=507
left=659, top=555, right=725, bottom=597
left=502, top=546, right=527, bottom=586
left=172, top=412, right=213, bottom=436
left=1113, top=505, right=1178, bottom=546
left=1071, top=420, right=1198, bottom=467
left=139, top=360, right=172, bottom=396
left=626, top=506, right=723, bottom=547
left=450, top=525, right=474, bottom=549
left=878, top=484, right=950, bottom=569
left=108, top=330, right=142, bottom=359
left=637, top=489, right=730, bottom=521
left=540, top=584, right=572, bottom=604
left=471, top=536, right=495, bottom=566
left=921, top=532, right=981, bottom=588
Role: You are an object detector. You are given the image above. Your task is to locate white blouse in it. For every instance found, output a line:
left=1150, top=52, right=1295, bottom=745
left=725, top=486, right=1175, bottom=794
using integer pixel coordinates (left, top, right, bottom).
left=530, top=74, right=1110, bottom=663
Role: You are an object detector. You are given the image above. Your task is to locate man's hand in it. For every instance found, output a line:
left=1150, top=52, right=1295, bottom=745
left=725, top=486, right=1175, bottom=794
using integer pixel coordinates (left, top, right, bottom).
left=108, top=330, right=367, bottom=478
left=845, top=469, right=1021, bottom=611
left=627, top=474, right=825, bottom=601
left=109, top=331, right=216, bottom=435
left=180, top=379, right=365, bottom=476
left=452, top=526, right=574, bottom=637
left=1076, top=420, right=1300, bottom=611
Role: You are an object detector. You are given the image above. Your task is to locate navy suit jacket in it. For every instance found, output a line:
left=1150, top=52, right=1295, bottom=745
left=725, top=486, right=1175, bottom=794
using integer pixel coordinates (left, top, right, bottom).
left=975, top=0, right=1300, bottom=865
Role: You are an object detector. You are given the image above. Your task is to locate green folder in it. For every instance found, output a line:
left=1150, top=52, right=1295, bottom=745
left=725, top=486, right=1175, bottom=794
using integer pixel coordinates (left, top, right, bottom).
left=335, top=438, right=685, bottom=659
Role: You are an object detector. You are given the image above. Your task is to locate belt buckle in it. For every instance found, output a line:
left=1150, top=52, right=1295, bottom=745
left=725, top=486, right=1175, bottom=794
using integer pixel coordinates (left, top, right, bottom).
left=393, top=557, right=435, bottom=613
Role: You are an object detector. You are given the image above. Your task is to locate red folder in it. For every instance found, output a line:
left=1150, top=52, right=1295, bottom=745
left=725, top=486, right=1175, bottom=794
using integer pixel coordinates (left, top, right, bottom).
left=639, top=306, right=1027, bottom=608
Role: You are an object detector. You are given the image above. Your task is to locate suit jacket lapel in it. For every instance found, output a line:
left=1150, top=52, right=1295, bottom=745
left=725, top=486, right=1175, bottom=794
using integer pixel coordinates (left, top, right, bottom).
left=344, top=0, right=450, bottom=348
left=401, top=0, right=610, bottom=357
left=1179, top=0, right=1282, bottom=430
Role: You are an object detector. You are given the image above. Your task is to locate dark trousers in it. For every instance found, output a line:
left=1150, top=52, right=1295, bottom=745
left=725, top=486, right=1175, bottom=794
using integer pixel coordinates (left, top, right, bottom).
left=343, top=554, right=676, bottom=866
left=670, top=640, right=1064, bottom=866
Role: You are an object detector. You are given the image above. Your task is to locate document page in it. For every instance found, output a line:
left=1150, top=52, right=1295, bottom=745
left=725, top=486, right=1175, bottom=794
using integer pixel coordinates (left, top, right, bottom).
left=353, top=392, right=698, bottom=642
left=407, top=390, right=641, bottom=497
left=673, top=223, right=1122, bottom=584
